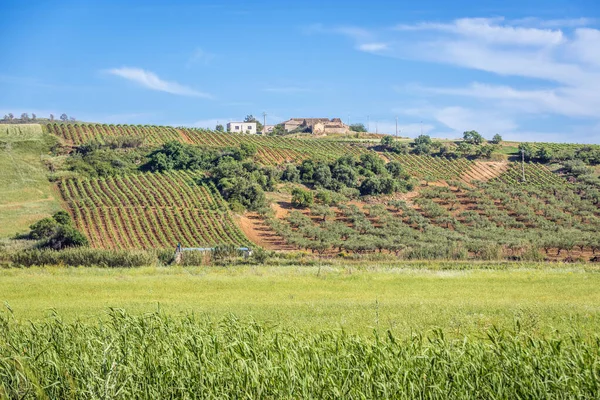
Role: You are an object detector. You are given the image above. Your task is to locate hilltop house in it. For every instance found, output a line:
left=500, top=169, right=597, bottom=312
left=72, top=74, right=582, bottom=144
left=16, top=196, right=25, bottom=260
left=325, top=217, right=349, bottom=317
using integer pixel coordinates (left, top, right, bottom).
left=282, top=118, right=349, bottom=135
left=227, top=121, right=257, bottom=134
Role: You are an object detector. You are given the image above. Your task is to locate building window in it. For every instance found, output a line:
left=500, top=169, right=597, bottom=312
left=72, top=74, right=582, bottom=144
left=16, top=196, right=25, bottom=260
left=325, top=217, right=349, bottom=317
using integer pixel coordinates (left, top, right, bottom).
left=248, top=125, right=253, bottom=130
left=235, top=125, right=240, bottom=130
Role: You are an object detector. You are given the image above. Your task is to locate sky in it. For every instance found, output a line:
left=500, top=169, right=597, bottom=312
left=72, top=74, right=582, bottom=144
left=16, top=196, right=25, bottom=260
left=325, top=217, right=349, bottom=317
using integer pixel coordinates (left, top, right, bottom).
left=1, top=0, right=600, bottom=143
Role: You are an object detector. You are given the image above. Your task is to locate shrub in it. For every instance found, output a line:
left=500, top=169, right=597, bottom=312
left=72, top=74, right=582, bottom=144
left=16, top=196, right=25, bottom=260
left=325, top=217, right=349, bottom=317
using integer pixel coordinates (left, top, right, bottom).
left=291, top=188, right=314, bottom=208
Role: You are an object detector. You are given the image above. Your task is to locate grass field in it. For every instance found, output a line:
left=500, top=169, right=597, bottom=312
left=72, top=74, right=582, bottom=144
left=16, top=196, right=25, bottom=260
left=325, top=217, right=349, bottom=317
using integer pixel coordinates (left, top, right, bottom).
left=0, top=125, right=61, bottom=238
left=2, top=263, right=599, bottom=337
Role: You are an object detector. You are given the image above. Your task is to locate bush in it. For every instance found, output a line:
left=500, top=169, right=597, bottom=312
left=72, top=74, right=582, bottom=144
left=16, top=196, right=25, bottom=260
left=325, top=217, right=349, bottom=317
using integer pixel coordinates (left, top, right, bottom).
left=42, top=225, right=89, bottom=250
left=27, top=212, right=88, bottom=250
left=291, top=188, right=314, bottom=208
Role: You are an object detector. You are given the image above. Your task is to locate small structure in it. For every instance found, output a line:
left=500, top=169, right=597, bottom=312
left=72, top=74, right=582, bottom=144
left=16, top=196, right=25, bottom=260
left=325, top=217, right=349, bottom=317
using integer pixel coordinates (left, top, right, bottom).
left=281, top=118, right=349, bottom=135
left=227, top=121, right=257, bottom=134
left=262, top=124, right=275, bottom=134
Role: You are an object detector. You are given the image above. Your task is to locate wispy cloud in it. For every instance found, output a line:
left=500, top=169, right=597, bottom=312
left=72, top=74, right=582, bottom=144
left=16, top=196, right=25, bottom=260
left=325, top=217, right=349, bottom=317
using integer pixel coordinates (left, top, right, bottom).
left=321, top=17, right=600, bottom=142
left=304, top=24, right=388, bottom=53
left=357, top=43, right=389, bottom=52
left=394, top=18, right=565, bottom=46
left=106, top=67, right=212, bottom=98
left=186, top=48, right=216, bottom=68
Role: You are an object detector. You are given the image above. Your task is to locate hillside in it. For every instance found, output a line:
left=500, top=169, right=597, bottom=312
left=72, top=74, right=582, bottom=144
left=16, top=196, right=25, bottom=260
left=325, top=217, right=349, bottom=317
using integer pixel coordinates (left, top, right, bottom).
left=0, top=125, right=62, bottom=237
left=1, top=123, right=598, bottom=262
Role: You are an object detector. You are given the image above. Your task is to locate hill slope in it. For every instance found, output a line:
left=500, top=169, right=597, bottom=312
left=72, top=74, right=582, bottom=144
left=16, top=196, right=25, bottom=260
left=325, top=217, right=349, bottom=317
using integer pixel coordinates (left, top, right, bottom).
left=0, top=125, right=61, bottom=238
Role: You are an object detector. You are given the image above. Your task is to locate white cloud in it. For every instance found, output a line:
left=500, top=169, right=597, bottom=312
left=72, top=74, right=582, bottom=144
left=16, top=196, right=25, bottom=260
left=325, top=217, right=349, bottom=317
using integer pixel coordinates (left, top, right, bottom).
left=396, top=18, right=565, bottom=46
left=357, top=42, right=388, bottom=52
left=106, top=67, right=212, bottom=98
left=314, top=17, right=600, bottom=143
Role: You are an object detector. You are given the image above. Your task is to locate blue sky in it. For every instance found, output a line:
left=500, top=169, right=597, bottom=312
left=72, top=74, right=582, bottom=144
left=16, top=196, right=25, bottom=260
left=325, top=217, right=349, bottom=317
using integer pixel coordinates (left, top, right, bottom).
left=1, top=0, right=600, bottom=143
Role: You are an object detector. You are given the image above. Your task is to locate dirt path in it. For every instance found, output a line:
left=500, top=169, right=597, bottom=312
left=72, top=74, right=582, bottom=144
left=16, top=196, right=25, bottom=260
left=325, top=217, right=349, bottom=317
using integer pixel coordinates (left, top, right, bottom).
left=237, top=213, right=294, bottom=250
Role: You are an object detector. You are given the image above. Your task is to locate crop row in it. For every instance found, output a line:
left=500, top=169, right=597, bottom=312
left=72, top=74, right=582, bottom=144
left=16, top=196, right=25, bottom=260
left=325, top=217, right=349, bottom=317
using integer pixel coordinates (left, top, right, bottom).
left=46, top=123, right=372, bottom=164
left=386, top=154, right=473, bottom=181
left=58, top=170, right=249, bottom=249
left=492, top=163, right=566, bottom=186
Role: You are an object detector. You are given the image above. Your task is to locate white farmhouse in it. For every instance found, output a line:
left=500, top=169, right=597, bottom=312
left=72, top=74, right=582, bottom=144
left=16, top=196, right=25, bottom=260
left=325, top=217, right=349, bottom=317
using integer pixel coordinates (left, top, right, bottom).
left=227, top=121, right=257, bottom=134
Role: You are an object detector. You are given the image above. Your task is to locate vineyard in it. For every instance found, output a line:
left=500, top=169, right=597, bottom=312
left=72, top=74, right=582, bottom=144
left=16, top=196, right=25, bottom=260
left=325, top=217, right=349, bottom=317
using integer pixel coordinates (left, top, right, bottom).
left=491, top=162, right=566, bottom=186
left=58, top=170, right=249, bottom=249
left=526, top=141, right=600, bottom=153
left=45, top=123, right=371, bottom=164
left=385, top=153, right=473, bottom=181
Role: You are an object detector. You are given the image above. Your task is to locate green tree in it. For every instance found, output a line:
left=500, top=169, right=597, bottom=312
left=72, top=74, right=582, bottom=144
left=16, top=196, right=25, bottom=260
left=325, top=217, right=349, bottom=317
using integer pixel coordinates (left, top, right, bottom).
left=490, top=134, right=503, bottom=144
left=281, top=164, right=300, bottom=182
left=463, top=130, right=484, bottom=145
left=381, top=136, right=394, bottom=146
left=518, top=143, right=534, bottom=161
left=215, top=124, right=224, bottom=132
left=350, top=123, right=367, bottom=132
left=360, top=176, right=381, bottom=195
left=244, top=115, right=264, bottom=132
left=291, top=188, right=314, bottom=208
left=385, top=161, right=404, bottom=178
left=412, top=135, right=432, bottom=155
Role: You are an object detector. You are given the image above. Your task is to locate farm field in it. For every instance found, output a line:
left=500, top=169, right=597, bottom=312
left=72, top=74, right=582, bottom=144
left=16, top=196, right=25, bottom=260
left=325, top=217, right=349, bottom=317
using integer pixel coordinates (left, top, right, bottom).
left=58, top=171, right=249, bottom=249
left=0, top=125, right=62, bottom=237
left=1, top=264, right=599, bottom=337
left=45, top=122, right=372, bottom=164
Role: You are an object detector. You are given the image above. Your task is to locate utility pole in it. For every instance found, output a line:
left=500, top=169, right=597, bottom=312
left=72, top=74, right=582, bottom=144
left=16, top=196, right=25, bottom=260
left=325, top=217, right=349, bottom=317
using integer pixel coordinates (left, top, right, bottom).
left=262, top=112, right=267, bottom=134
left=420, top=121, right=423, bottom=136
left=521, top=149, right=526, bottom=182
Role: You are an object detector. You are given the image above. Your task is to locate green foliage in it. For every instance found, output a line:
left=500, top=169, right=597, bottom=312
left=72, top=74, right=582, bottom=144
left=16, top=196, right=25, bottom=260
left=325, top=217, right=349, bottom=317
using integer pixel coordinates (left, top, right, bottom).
left=28, top=218, right=59, bottom=240
left=349, top=123, right=367, bottom=132
left=381, top=136, right=394, bottom=146
left=27, top=211, right=88, bottom=250
left=8, top=248, right=155, bottom=267
left=52, top=210, right=72, bottom=225
left=43, top=225, right=89, bottom=250
left=2, top=310, right=599, bottom=398
left=67, top=145, right=144, bottom=178
left=412, top=135, right=432, bottom=155
left=215, top=124, right=224, bottom=132
left=518, top=143, right=534, bottom=161
left=463, top=130, right=484, bottom=145
left=281, top=164, right=300, bottom=183
left=291, top=187, right=314, bottom=208
left=144, top=141, right=217, bottom=172
left=490, top=134, right=503, bottom=144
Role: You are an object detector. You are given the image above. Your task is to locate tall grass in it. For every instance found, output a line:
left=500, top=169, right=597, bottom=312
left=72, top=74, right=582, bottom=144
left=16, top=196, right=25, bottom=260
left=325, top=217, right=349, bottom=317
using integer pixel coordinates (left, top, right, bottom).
left=5, top=248, right=159, bottom=267
left=0, top=310, right=598, bottom=398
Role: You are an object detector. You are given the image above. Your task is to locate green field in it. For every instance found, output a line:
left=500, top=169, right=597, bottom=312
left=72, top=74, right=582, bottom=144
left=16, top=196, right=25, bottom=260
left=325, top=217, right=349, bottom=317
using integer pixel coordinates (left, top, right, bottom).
left=2, top=263, right=599, bottom=337
left=0, top=125, right=61, bottom=238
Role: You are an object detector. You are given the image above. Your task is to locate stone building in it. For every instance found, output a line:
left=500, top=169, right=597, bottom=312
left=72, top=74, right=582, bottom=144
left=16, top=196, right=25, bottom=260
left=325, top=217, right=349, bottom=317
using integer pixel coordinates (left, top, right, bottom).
left=281, top=118, right=349, bottom=135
